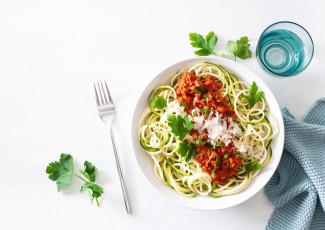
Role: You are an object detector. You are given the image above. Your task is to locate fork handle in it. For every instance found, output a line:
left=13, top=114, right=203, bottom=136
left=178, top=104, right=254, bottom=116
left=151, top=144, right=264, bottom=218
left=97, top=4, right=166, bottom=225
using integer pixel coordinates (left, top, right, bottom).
left=110, top=129, right=133, bottom=214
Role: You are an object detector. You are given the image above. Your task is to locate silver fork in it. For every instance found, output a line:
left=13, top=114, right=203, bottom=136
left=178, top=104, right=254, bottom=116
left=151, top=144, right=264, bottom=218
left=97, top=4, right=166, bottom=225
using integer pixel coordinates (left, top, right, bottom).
left=94, top=81, right=132, bottom=214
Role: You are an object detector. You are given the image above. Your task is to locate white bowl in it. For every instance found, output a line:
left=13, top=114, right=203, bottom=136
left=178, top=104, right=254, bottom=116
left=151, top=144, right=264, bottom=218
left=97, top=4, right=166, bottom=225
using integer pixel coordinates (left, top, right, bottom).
left=131, top=57, right=284, bottom=210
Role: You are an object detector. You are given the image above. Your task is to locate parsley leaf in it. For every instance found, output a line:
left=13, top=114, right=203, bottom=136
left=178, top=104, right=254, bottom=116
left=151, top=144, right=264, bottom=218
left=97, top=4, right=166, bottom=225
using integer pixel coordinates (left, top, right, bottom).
left=176, top=142, right=190, bottom=157
left=80, top=181, right=104, bottom=206
left=189, top=32, right=217, bottom=56
left=46, top=154, right=104, bottom=206
left=167, top=114, right=193, bottom=140
left=176, top=142, right=196, bottom=162
left=180, top=101, right=187, bottom=107
left=243, top=81, right=264, bottom=107
left=246, top=161, right=262, bottom=174
left=87, top=183, right=104, bottom=199
left=227, top=36, right=252, bottom=60
left=200, top=108, right=211, bottom=115
left=216, top=156, right=221, bottom=165
left=194, top=89, right=201, bottom=94
left=150, top=96, right=167, bottom=110
left=80, top=161, right=98, bottom=182
left=195, top=137, right=206, bottom=146
left=46, top=153, right=74, bottom=191
left=183, top=115, right=194, bottom=131
left=79, top=161, right=104, bottom=206
left=210, top=141, right=223, bottom=149
left=185, top=148, right=197, bottom=162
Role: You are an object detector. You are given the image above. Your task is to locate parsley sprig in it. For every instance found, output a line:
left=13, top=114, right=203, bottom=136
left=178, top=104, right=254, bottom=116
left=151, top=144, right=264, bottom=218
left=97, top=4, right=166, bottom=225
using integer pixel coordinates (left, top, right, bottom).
left=227, top=36, right=252, bottom=60
left=150, top=96, right=167, bottom=110
left=167, top=114, right=196, bottom=161
left=167, top=114, right=193, bottom=140
left=46, top=153, right=104, bottom=206
left=189, top=32, right=217, bottom=56
left=189, top=32, right=252, bottom=61
left=243, top=81, right=264, bottom=108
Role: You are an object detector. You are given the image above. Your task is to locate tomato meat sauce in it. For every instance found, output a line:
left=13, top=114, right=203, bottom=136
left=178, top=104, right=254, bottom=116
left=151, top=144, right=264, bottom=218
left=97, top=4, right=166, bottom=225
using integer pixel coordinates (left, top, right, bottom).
left=175, top=71, right=243, bottom=185
left=175, top=71, right=236, bottom=118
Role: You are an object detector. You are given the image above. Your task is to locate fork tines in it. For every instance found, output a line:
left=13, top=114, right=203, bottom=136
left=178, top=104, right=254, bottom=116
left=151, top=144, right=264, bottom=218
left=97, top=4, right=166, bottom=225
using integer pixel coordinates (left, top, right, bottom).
left=94, top=81, right=114, bottom=107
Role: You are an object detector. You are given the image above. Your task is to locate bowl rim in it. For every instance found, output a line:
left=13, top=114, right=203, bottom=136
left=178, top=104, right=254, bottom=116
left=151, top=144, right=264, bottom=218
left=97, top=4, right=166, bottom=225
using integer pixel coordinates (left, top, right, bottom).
left=131, top=56, right=284, bottom=210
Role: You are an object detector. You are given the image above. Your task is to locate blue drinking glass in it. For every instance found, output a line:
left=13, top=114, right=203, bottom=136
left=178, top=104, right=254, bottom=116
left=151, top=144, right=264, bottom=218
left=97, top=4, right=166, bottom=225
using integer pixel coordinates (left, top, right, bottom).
left=256, top=21, right=314, bottom=77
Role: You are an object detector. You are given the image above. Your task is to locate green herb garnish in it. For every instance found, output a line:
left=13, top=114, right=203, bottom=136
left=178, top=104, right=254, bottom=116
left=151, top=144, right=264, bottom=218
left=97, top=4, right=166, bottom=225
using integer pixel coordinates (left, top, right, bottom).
left=46, top=154, right=104, bottom=206
left=216, top=156, right=221, bottom=165
left=195, top=137, right=206, bottom=146
left=200, top=108, right=211, bottom=115
left=46, top=153, right=73, bottom=192
left=246, top=161, right=262, bottom=174
left=227, top=36, right=252, bottom=60
left=150, top=96, right=167, bottom=110
left=194, top=86, right=206, bottom=95
left=194, top=89, right=201, bottom=94
left=210, top=141, right=223, bottom=149
left=243, top=81, right=264, bottom=107
left=180, top=101, right=187, bottom=107
left=183, top=115, right=194, bottom=131
left=80, top=161, right=98, bottom=183
left=167, top=114, right=193, bottom=140
left=189, top=32, right=252, bottom=60
left=189, top=31, right=217, bottom=56
left=176, top=142, right=197, bottom=162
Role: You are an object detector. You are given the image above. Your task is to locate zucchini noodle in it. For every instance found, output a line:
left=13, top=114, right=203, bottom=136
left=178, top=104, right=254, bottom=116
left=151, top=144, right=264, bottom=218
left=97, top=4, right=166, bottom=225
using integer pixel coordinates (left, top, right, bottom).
left=138, top=62, right=278, bottom=198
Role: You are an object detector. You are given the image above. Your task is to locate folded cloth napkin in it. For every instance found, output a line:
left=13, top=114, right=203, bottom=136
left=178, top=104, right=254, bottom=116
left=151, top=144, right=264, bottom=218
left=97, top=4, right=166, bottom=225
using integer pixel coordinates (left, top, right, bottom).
left=265, top=98, right=325, bottom=230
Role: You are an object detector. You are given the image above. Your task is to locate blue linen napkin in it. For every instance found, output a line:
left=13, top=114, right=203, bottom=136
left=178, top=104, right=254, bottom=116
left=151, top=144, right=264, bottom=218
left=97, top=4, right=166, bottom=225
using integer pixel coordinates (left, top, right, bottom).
left=265, top=98, right=325, bottom=230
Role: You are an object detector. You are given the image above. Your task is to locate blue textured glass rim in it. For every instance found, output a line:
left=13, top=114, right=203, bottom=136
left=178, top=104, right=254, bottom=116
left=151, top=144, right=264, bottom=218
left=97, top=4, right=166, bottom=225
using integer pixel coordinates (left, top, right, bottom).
left=256, top=21, right=314, bottom=76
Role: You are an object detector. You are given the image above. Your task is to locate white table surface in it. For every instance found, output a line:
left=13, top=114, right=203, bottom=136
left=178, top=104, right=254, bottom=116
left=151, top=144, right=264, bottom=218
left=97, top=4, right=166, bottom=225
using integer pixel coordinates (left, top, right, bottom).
left=0, top=0, right=324, bottom=229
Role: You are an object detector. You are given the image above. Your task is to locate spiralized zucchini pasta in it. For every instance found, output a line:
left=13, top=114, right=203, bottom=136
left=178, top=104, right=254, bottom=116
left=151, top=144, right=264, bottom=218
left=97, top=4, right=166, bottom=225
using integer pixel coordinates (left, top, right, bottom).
left=138, top=62, right=277, bottom=197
